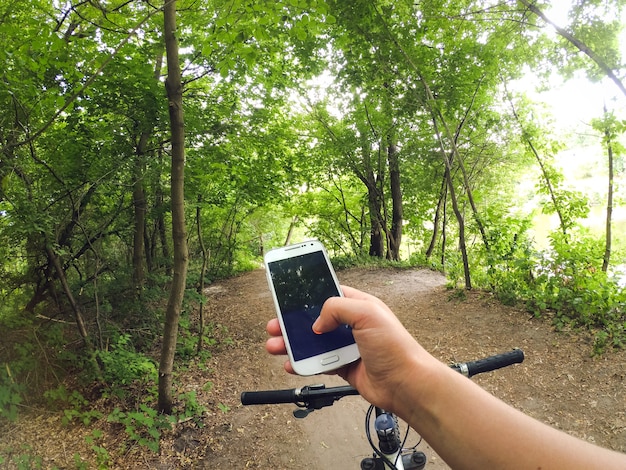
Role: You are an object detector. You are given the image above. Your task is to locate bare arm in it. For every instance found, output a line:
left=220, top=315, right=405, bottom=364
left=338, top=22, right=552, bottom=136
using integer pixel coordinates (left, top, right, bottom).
left=266, top=286, right=625, bottom=470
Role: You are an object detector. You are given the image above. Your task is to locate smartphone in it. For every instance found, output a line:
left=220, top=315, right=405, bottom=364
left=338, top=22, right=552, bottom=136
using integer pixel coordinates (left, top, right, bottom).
left=264, top=240, right=360, bottom=375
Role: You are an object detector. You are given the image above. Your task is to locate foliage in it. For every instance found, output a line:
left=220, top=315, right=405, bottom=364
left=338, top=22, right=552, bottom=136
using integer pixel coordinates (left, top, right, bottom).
left=108, top=404, right=174, bottom=453
left=483, top=226, right=626, bottom=352
left=44, top=386, right=103, bottom=426
left=0, top=366, right=23, bottom=422
left=106, top=389, right=207, bottom=453
left=84, top=429, right=111, bottom=470
left=95, top=335, right=157, bottom=387
left=2, top=446, right=43, bottom=470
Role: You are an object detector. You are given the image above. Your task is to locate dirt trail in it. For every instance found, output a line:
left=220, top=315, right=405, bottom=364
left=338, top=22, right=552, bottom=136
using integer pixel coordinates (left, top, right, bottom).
left=194, top=267, right=625, bottom=469
left=203, top=267, right=451, bottom=469
left=1, top=267, right=624, bottom=469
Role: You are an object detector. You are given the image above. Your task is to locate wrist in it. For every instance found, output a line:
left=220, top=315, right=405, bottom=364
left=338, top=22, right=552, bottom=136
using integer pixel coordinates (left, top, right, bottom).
left=388, top=348, right=448, bottom=425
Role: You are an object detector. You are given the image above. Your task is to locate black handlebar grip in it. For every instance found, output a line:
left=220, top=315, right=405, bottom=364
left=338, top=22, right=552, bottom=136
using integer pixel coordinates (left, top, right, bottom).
left=241, top=388, right=298, bottom=405
left=463, top=349, right=524, bottom=378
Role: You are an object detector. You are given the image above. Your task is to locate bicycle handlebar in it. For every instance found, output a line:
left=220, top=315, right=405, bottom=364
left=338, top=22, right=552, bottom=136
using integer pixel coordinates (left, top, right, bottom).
left=450, top=348, right=524, bottom=378
left=241, top=349, right=524, bottom=410
left=241, top=384, right=359, bottom=407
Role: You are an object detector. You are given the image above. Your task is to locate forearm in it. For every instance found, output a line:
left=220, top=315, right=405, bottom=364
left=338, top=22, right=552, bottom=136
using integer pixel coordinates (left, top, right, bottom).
left=397, top=360, right=625, bottom=470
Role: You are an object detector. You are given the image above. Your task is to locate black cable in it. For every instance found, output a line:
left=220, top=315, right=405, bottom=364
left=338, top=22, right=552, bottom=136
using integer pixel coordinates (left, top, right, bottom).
left=400, top=418, right=422, bottom=452
left=364, top=404, right=400, bottom=470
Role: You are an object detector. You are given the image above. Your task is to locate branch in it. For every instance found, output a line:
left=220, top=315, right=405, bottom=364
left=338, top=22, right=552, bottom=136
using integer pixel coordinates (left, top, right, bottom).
left=518, top=0, right=626, bottom=99
left=2, top=1, right=167, bottom=154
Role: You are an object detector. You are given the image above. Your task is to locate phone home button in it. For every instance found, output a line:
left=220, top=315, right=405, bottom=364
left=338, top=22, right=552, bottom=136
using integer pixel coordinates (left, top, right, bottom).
left=321, top=355, right=340, bottom=366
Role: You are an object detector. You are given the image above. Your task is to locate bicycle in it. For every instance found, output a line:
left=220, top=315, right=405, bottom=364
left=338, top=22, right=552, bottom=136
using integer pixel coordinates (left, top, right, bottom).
left=241, top=348, right=524, bottom=469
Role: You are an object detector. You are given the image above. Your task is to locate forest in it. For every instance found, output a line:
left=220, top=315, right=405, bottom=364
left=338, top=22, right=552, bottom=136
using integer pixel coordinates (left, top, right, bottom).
left=1, top=0, right=626, bottom=467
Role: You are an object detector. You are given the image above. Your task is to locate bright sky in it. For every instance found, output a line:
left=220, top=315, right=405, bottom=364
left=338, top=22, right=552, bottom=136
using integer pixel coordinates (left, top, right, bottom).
left=513, top=1, right=626, bottom=241
left=531, top=0, right=626, bottom=131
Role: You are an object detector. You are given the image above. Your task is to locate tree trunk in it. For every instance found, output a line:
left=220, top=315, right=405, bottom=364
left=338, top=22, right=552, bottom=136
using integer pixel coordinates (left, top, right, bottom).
left=375, top=20, right=472, bottom=285
left=158, top=0, right=189, bottom=415
left=132, top=133, right=148, bottom=291
left=441, top=186, right=448, bottom=269
left=450, top=83, right=491, bottom=255
left=155, top=150, right=171, bottom=275
left=144, top=217, right=153, bottom=273
left=45, top=244, right=92, bottom=348
left=505, top=94, right=568, bottom=236
left=284, top=216, right=298, bottom=246
left=426, top=174, right=446, bottom=260
left=138, top=51, right=164, bottom=279
left=366, top=172, right=385, bottom=258
left=387, top=141, right=403, bottom=261
left=442, top=161, right=471, bottom=289
left=420, top=76, right=472, bottom=289
left=45, top=242, right=102, bottom=377
left=196, top=195, right=208, bottom=354
left=602, top=106, right=614, bottom=273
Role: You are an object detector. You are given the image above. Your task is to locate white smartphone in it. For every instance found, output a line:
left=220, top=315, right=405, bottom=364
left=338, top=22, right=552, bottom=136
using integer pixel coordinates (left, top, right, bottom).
left=264, top=240, right=361, bottom=376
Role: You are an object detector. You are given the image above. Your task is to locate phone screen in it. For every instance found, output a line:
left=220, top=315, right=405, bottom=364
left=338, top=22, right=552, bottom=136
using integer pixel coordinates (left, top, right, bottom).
left=267, top=250, right=355, bottom=361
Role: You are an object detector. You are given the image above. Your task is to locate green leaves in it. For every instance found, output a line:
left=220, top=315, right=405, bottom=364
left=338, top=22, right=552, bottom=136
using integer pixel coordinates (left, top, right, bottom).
left=0, top=367, right=23, bottom=422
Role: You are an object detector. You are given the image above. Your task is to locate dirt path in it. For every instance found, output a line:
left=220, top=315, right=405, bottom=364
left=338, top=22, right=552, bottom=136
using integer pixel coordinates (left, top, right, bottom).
left=188, top=267, right=625, bottom=469
left=1, top=267, right=624, bottom=469
left=197, top=268, right=453, bottom=469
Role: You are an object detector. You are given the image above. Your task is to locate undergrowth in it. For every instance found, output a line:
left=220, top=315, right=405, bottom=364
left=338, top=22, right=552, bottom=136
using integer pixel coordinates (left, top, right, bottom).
left=476, top=228, right=626, bottom=354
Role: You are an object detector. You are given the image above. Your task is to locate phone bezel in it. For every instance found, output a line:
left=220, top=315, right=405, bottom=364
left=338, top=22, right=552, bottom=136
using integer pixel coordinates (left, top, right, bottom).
left=264, top=240, right=361, bottom=376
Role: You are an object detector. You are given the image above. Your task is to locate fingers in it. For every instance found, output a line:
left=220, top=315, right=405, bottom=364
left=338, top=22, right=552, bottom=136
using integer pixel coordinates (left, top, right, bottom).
left=265, top=286, right=384, bottom=373
left=266, top=318, right=282, bottom=337
left=265, top=319, right=294, bottom=373
left=283, top=360, right=295, bottom=374
left=265, top=335, right=286, bottom=354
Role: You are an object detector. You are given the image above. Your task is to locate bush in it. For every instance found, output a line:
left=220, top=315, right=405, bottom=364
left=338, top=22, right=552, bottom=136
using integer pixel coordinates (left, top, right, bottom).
left=96, top=334, right=157, bottom=386
left=486, top=228, right=626, bottom=352
left=0, top=367, right=23, bottom=422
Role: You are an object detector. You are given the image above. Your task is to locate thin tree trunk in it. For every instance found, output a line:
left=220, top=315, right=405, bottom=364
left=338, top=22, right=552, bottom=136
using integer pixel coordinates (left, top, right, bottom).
left=132, top=133, right=148, bottom=291
left=450, top=80, right=490, bottom=254
left=442, top=160, right=471, bottom=289
left=45, top=242, right=102, bottom=377
left=367, top=173, right=385, bottom=258
left=421, top=77, right=472, bottom=289
left=284, top=216, right=298, bottom=246
left=155, top=150, right=171, bottom=275
left=144, top=217, right=153, bottom=273
left=504, top=90, right=568, bottom=236
left=374, top=14, right=471, bottom=286
left=426, top=176, right=448, bottom=259
left=196, top=195, right=208, bottom=354
left=602, top=106, right=614, bottom=273
left=158, top=0, right=189, bottom=415
left=441, top=186, right=448, bottom=269
left=133, top=51, right=164, bottom=288
left=45, top=244, right=92, bottom=348
left=426, top=174, right=446, bottom=260
left=387, top=140, right=403, bottom=260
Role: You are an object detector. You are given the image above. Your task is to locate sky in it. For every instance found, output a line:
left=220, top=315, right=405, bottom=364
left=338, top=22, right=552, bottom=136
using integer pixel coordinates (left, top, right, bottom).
left=510, top=1, right=626, bottom=244
left=534, top=0, right=626, bottom=130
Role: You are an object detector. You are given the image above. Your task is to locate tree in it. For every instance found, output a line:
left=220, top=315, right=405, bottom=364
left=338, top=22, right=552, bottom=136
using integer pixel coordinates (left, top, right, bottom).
left=592, top=108, right=626, bottom=272
left=158, top=0, right=189, bottom=415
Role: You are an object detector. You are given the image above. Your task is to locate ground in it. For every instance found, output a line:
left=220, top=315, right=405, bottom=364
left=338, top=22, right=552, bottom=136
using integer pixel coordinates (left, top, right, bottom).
left=1, top=267, right=625, bottom=469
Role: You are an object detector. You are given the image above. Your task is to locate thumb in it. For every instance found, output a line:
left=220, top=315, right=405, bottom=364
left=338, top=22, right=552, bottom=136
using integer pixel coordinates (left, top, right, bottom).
left=312, top=296, right=359, bottom=334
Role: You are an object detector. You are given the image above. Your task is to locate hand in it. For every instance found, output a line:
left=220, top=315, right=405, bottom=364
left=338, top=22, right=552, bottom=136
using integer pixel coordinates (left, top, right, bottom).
left=267, top=286, right=626, bottom=470
left=265, top=285, right=437, bottom=414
